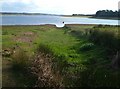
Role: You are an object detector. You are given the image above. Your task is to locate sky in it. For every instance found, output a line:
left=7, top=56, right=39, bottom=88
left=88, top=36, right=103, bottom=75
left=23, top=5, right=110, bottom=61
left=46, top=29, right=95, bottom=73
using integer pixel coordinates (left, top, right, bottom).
left=0, top=0, right=119, bottom=15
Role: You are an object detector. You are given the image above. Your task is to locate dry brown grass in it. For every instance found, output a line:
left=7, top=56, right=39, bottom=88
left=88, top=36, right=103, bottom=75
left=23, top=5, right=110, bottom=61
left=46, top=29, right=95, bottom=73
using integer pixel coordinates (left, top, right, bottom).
left=31, top=52, right=64, bottom=88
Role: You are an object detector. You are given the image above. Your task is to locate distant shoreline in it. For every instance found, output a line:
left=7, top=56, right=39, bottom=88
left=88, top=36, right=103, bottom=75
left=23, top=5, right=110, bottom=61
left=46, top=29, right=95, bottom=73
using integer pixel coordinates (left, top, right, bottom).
left=62, top=15, right=120, bottom=20
left=0, top=13, right=59, bottom=16
left=89, top=16, right=120, bottom=20
left=62, top=15, right=92, bottom=18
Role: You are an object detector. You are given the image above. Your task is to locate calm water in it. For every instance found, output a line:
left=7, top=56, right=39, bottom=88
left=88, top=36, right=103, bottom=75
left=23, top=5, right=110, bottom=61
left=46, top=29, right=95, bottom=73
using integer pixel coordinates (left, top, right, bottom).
left=1, top=15, right=119, bottom=27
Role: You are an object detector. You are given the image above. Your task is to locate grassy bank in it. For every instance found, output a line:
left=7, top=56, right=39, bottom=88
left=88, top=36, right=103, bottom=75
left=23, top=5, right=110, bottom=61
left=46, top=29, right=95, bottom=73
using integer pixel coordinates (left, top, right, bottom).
left=62, top=15, right=120, bottom=20
left=2, top=24, right=120, bottom=88
left=90, top=16, right=120, bottom=20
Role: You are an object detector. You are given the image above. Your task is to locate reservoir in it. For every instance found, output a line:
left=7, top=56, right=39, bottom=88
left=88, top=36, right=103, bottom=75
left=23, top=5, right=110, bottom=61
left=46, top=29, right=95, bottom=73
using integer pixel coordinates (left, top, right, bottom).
left=1, top=15, right=119, bottom=27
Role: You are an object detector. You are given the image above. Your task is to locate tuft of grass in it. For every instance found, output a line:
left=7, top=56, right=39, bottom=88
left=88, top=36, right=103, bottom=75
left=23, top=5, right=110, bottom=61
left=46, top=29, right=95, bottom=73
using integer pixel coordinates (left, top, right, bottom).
left=11, top=49, right=30, bottom=71
left=37, top=43, right=53, bottom=55
left=79, top=43, right=95, bottom=51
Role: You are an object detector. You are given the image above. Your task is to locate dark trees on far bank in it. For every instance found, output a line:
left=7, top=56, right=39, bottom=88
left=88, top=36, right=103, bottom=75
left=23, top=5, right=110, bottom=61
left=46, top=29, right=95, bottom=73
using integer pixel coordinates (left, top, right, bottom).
left=95, top=10, right=120, bottom=18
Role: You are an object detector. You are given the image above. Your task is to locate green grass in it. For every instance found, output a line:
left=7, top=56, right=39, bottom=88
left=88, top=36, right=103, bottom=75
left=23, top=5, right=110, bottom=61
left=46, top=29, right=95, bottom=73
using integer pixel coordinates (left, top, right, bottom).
left=2, top=24, right=120, bottom=87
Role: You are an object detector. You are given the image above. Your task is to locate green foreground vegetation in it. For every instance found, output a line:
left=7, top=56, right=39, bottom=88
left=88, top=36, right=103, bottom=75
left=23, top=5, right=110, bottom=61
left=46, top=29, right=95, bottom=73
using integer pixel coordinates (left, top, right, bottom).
left=2, top=24, right=120, bottom=88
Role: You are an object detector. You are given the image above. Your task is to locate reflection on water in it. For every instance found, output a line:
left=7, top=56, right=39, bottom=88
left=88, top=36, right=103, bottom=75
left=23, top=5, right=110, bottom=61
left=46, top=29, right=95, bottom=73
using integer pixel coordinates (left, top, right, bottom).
left=55, top=23, right=65, bottom=27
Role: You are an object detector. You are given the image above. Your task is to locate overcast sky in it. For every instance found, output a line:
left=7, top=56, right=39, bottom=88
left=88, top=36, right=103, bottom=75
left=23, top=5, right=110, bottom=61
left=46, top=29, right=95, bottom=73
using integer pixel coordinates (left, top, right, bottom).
left=0, top=0, right=119, bottom=15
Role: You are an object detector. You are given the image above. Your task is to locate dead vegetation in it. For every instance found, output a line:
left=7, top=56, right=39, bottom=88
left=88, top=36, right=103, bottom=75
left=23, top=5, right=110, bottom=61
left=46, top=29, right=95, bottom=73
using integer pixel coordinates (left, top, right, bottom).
left=30, top=52, right=64, bottom=88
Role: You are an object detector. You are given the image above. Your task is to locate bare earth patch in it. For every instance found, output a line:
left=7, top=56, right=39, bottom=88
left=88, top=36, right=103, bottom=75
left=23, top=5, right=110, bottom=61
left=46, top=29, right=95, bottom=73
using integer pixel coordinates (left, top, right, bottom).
left=14, top=32, right=35, bottom=43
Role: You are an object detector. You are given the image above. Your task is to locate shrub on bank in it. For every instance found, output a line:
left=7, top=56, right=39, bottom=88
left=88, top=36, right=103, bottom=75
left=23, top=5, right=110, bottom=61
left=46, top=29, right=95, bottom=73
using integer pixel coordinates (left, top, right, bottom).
left=89, top=26, right=119, bottom=52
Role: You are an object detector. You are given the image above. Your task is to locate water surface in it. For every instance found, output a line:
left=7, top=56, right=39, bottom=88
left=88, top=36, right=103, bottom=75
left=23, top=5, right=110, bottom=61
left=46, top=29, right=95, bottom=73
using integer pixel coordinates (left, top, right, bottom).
left=1, top=15, right=119, bottom=27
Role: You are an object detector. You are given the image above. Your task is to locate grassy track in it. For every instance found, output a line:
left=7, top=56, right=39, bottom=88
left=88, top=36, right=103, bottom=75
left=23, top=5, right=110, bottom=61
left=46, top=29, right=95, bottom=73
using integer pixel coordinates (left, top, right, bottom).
left=2, top=24, right=120, bottom=87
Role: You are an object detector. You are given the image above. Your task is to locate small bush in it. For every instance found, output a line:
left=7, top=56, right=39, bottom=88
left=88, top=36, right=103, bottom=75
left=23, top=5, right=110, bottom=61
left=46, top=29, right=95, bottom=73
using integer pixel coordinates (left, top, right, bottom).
left=79, top=43, right=94, bottom=51
left=11, top=49, right=30, bottom=71
left=89, top=27, right=119, bottom=52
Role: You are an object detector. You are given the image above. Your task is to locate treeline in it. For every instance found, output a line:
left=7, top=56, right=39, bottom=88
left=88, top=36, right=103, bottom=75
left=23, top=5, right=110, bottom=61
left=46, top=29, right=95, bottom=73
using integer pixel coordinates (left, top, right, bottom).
left=72, top=10, right=120, bottom=18
left=95, top=10, right=120, bottom=17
